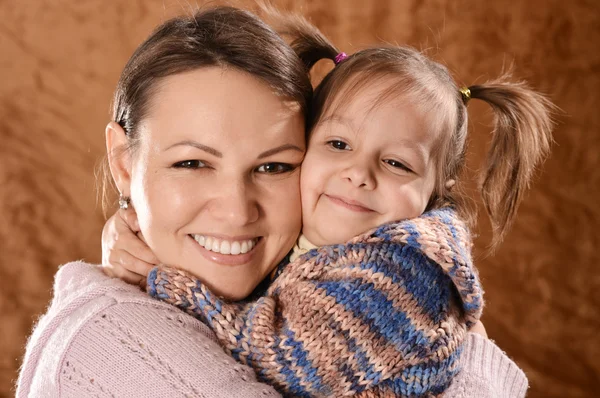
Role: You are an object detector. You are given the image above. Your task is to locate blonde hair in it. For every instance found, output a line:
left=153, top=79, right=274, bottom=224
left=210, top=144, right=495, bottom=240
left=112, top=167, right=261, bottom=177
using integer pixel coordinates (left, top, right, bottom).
left=263, top=7, right=554, bottom=250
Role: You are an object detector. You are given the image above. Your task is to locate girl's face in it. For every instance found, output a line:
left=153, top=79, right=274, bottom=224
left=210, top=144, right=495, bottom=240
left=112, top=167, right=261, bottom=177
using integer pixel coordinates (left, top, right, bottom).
left=109, top=68, right=305, bottom=300
left=300, top=81, right=439, bottom=245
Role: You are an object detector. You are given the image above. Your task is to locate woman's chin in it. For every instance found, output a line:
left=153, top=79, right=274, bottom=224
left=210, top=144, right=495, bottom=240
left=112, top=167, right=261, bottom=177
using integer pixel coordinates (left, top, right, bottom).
left=205, top=283, right=254, bottom=302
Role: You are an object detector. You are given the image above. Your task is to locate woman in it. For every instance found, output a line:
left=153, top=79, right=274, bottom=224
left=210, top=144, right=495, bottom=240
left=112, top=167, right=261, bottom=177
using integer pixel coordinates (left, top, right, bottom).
left=18, top=6, right=526, bottom=397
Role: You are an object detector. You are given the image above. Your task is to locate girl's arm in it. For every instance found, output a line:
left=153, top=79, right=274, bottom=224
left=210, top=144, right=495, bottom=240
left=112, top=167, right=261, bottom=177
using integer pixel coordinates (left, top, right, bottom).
left=148, top=244, right=468, bottom=397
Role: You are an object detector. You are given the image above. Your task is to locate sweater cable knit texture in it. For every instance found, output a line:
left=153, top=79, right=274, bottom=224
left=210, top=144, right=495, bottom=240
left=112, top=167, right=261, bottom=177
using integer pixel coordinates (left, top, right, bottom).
left=147, top=207, right=484, bottom=397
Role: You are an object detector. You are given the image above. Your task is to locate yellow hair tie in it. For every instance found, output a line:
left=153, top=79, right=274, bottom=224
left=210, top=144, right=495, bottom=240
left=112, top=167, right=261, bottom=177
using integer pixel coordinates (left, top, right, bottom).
left=459, top=87, right=471, bottom=104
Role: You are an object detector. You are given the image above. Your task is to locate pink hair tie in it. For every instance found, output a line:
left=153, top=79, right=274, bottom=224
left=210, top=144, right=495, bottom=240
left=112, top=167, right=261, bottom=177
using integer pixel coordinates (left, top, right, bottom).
left=334, top=52, right=348, bottom=65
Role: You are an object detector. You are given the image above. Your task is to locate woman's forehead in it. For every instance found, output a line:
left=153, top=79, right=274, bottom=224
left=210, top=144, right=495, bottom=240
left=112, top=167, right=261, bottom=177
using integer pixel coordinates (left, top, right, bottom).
left=139, top=68, right=305, bottom=147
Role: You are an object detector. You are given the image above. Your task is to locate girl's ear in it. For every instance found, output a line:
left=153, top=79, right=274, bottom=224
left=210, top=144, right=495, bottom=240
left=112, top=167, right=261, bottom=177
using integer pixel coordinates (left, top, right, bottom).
left=445, top=179, right=456, bottom=190
left=105, top=121, right=133, bottom=196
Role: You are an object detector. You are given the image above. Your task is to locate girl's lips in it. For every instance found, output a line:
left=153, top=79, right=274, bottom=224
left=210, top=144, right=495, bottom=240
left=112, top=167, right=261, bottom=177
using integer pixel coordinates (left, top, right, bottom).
left=324, top=194, right=374, bottom=213
left=189, top=235, right=263, bottom=266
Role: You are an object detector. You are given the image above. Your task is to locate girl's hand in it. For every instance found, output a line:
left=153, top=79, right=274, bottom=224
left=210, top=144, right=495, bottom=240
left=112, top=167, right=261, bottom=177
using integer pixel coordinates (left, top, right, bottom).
left=470, top=320, right=488, bottom=338
left=101, top=207, right=158, bottom=287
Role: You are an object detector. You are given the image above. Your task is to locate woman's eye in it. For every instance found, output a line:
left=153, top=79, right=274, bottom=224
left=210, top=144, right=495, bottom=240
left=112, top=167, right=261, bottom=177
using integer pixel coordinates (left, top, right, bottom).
left=384, top=159, right=413, bottom=173
left=172, top=160, right=206, bottom=169
left=256, top=163, right=295, bottom=174
left=327, top=140, right=350, bottom=150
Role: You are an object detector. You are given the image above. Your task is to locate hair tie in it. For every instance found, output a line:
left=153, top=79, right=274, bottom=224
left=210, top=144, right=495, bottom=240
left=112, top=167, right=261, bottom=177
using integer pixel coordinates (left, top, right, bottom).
left=334, top=52, right=348, bottom=65
left=459, top=87, right=471, bottom=105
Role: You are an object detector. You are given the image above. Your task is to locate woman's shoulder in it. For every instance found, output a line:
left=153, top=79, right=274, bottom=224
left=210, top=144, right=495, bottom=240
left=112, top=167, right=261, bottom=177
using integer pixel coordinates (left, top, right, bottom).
left=48, top=261, right=208, bottom=326
left=17, top=261, right=280, bottom=398
left=17, top=261, right=210, bottom=396
left=52, top=260, right=138, bottom=302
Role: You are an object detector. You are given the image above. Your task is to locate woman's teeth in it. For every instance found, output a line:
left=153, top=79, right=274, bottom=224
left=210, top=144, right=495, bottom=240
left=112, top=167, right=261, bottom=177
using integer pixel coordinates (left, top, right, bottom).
left=192, top=235, right=257, bottom=255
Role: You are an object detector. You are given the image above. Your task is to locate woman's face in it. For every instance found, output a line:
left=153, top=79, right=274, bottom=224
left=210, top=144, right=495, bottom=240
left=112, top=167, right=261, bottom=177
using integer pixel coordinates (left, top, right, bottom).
left=112, top=68, right=305, bottom=300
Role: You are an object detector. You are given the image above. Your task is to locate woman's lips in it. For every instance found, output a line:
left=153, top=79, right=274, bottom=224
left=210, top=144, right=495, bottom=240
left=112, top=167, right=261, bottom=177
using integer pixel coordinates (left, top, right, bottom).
left=189, top=235, right=262, bottom=266
left=324, top=194, right=374, bottom=213
left=192, top=234, right=258, bottom=255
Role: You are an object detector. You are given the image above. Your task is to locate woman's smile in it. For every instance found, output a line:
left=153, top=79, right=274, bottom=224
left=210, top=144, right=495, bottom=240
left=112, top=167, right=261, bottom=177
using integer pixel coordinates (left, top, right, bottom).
left=191, top=234, right=260, bottom=255
left=188, top=234, right=264, bottom=267
left=124, top=67, right=306, bottom=300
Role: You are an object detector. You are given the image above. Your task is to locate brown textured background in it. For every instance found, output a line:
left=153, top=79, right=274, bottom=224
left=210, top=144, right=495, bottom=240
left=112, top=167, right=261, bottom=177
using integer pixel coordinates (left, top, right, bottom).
left=1, top=0, right=598, bottom=397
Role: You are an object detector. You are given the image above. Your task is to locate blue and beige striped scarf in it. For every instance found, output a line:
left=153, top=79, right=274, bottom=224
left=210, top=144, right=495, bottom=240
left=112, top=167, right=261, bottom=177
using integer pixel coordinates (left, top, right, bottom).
left=147, top=207, right=483, bottom=397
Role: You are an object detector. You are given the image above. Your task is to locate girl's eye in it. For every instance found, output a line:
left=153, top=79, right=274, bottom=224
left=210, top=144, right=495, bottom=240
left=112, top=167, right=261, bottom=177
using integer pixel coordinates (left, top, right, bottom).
left=327, top=140, right=351, bottom=151
left=384, top=159, right=413, bottom=173
left=172, top=160, right=206, bottom=169
left=256, top=163, right=296, bottom=174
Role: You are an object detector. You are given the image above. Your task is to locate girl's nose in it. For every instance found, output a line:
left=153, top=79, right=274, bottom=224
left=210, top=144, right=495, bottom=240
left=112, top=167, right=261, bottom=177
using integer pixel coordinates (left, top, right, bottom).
left=340, top=162, right=376, bottom=190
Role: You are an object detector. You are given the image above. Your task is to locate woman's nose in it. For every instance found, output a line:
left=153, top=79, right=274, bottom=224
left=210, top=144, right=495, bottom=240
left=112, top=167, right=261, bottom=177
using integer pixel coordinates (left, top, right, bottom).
left=209, top=180, right=259, bottom=225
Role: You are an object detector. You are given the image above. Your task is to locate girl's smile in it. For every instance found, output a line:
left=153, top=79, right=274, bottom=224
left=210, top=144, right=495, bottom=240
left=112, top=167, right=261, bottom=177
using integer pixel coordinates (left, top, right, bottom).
left=300, top=78, right=438, bottom=246
left=323, top=194, right=376, bottom=213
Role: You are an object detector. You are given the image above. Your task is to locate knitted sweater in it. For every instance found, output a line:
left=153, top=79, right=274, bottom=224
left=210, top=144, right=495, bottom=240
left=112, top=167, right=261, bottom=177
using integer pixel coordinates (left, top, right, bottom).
left=147, top=208, right=484, bottom=397
left=17, top=262, right=527, bottom=397
left=17, top=261, right=281, bottom=398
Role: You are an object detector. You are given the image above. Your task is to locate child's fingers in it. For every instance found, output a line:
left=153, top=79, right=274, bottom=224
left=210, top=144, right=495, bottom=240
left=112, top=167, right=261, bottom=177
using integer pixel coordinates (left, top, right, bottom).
left=110, top=248, right=154, bottom=277
left=114, top=267, right=145, bottom=286
left=101, top=255, right=144, bottom=286
left=116, top=208, right=158, bottom=264
left=103, top=209, right=158, bottom=264
left=114, top=230, right=159, bottom=265
left=119, top=207, right=140, bottom=232
left=129, top=233, right=159, bottom=264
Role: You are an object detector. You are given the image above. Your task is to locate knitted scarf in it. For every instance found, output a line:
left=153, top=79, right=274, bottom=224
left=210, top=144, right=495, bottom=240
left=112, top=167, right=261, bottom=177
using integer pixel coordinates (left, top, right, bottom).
left=147, top=207, right=483, bottom=397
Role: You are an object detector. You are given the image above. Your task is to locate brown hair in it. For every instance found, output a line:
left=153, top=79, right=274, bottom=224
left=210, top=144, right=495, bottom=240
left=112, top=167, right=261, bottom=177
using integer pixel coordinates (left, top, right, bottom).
left=265, top=10, right=554, bottom=250
left=100, top=6, right=313, bottom=212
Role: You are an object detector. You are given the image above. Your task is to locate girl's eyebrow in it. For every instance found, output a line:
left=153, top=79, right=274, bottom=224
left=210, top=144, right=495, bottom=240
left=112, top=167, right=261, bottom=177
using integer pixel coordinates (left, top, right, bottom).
left=318, top=115, right=355, bottom=130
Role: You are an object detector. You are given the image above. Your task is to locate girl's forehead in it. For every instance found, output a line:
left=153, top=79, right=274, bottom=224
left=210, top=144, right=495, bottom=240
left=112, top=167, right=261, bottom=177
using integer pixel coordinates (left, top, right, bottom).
left=323, top=84, right=424, bottom=126
left=324, top=75, right=417, bottom=117
left=316, top=89, right=444, bottom=158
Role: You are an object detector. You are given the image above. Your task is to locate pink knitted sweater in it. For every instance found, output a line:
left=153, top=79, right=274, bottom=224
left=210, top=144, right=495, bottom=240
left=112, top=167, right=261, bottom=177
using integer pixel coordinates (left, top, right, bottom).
left=17, top=262, right=528, bottom=397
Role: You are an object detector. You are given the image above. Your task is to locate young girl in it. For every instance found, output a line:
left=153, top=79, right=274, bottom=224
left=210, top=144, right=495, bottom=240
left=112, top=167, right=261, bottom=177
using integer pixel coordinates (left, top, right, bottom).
left=104, top=13, right=552, bottom=398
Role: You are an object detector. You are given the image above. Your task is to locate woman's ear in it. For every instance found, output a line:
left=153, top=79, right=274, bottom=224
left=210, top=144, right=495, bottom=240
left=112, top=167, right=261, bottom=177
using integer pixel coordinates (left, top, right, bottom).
left=106, top=121, right=132, bottom=196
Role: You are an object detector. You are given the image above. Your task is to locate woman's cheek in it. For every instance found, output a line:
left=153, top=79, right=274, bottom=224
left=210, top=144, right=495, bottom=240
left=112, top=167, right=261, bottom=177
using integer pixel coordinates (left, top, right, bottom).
left=272, top=173, right=303, bottom=233
left=134, top=171, right=191, bottom=240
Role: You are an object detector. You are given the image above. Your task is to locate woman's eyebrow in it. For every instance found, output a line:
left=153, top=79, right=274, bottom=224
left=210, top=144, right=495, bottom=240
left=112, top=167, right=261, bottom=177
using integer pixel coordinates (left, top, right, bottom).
left=258, top=144, right=304, bottom=159
left=164, top=141, right=302, bottom=159
left=166, top=140, right=222, bottom=157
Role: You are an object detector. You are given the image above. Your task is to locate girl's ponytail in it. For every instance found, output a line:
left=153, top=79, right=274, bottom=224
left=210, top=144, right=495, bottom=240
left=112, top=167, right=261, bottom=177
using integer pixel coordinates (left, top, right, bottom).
left=257, top=2, right=340, bottom=71
left=468, top=74, right=554, bottom=248
left=258, top=2, right=556, bottom=252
